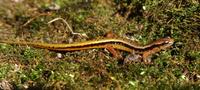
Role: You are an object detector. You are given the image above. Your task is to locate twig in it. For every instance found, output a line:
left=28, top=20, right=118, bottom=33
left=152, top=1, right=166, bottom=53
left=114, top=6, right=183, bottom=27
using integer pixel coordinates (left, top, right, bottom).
left=23, top=13, right=52, bottom=27
left=48, top=17, right=88, bottom=38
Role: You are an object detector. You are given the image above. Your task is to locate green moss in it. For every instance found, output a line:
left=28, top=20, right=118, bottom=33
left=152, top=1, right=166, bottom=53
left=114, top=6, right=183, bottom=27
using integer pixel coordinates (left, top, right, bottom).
left=0, top=63, right=12, bottom=79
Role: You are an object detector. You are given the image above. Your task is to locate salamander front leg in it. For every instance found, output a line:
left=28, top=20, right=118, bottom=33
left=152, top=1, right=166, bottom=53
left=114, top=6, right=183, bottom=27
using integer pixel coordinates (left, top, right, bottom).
left=124, top=50, right=142, bottom=64
left=142, top=51, right=153, bottom=64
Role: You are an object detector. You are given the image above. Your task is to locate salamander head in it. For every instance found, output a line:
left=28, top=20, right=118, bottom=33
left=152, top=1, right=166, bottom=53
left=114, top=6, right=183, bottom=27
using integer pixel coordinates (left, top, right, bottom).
left=153, top=37, right=174, bottom=46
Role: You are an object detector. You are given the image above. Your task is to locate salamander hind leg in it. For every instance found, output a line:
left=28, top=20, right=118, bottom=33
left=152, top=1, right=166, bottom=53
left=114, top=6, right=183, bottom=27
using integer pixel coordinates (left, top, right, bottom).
left=105, top=45, right=122, bottom=59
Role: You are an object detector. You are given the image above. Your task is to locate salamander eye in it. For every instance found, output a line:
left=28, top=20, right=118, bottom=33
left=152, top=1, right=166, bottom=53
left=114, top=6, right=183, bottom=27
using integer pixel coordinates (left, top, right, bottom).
left=164, top=40, right=169, bottom=43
